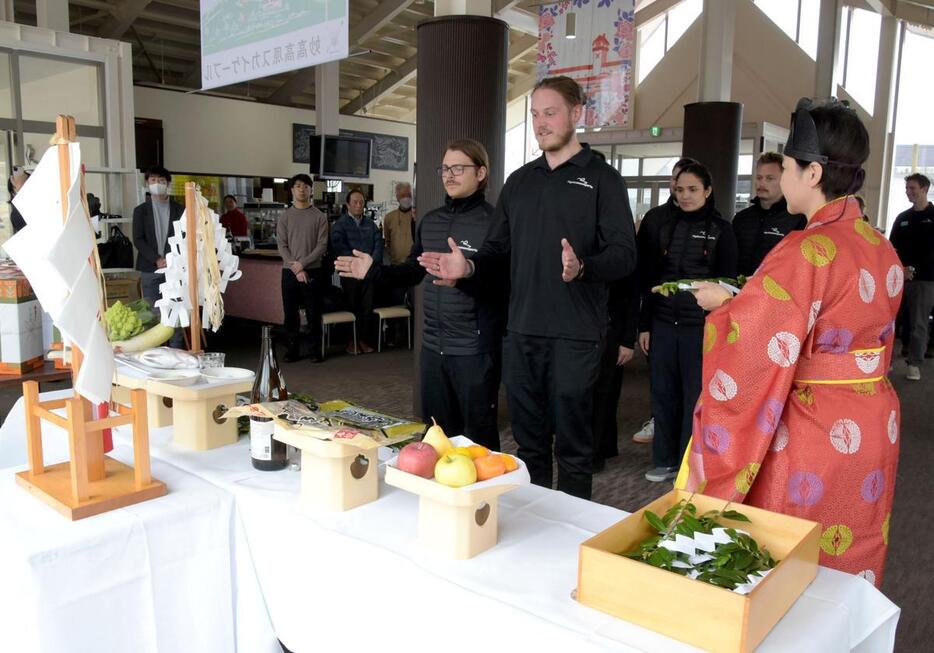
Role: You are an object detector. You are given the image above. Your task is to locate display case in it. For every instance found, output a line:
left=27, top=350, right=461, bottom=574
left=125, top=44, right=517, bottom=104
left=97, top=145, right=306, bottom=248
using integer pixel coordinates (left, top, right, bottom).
left=242, top=202, right=287, bottom=247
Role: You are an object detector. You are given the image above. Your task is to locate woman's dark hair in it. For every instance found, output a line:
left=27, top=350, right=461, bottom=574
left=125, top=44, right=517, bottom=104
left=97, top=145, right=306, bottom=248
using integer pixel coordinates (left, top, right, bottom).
left=144, top=165, right=171, bottom=182
left=223, top=194, right=236, bottom=203
left=7, top=170, right=30, bottom=196
left=675, top=162, right=713, bottom=190
left=794, top=101, right=869, bottom=199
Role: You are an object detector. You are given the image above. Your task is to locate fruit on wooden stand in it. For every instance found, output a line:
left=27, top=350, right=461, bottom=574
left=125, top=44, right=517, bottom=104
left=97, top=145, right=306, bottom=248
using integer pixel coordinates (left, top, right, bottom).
left=423, top=417, right=452, bottom=456
left=499, top=454, right=519, bottom=472
left=465, top=445, right=490, bottom=459
left=397, top=442, right=439, bottom=479
left=474, top=454, right=507, bottom=481
left=434, top=453, right=477, bottom=487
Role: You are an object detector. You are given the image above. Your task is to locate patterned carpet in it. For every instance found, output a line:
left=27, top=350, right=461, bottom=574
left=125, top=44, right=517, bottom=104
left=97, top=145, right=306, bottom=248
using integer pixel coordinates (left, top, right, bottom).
left=2, top=318, right=929, bottom=650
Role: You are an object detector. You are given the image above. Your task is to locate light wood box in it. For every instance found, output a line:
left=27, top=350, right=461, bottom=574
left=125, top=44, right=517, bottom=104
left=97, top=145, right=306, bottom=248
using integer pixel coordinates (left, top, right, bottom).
left=114, top=370, right=253, bottom=450
left=112, top=384, right=173, bottom=428
left=576, top=489, right=820, bottom=653
left=384, top=465, right=522, bottom=560
left=274, top=425, right=379, bottom=512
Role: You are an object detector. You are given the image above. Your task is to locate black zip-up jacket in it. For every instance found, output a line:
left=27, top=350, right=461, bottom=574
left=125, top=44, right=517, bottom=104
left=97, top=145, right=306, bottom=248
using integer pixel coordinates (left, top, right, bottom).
left=471, top=145, right=637, bottom=342
left=732, top=197, right=806, bottom=276
left=889, top=204, right=934, bottom=281
left=637, top=201, right=738, bottom=330
left=368, top=190, right=506, bottom=356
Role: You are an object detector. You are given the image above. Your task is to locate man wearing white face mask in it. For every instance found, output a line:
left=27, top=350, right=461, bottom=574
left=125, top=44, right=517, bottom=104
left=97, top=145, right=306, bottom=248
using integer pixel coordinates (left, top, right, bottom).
left=132, top=165, right=184, bottom=316
left=383, top=182, right=414, bottom=266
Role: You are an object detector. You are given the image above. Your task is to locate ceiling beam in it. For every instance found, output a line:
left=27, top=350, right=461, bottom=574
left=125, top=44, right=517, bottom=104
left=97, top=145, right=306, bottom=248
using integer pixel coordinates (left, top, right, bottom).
left=99, top=0, right=153, bottom=39
left=340, top=53, right=417, bottom=115
left=264, top=0, right=416, bottom=105
left=508, top=71, right=537, bottom=102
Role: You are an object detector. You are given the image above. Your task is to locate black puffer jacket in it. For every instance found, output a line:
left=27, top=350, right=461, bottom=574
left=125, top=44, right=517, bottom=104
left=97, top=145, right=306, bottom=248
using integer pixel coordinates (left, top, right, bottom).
left=371, top=190, right=506, bottom=356
left=732, top=197, right=806, bottom=276
left=637, top=201, right=738, bottom=329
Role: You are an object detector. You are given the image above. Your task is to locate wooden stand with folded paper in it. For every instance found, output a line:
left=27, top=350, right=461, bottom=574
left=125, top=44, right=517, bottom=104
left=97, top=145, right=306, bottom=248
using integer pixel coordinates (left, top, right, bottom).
left=12, top=115, right=165, bottom=520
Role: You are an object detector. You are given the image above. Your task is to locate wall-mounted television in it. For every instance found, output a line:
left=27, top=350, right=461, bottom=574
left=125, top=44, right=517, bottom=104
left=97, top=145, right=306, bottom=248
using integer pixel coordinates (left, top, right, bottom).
left=309, top=134, right=371, bottom=179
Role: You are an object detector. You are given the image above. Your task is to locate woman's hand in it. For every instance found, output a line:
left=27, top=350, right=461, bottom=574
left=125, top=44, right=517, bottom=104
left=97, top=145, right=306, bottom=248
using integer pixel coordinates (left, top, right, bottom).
left=691, top=282, right=732, bottom=311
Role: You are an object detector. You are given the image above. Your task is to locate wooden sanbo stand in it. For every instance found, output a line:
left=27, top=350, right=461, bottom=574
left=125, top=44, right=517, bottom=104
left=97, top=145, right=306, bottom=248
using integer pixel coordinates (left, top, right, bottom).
left=15, top=115, right=166, bottom=520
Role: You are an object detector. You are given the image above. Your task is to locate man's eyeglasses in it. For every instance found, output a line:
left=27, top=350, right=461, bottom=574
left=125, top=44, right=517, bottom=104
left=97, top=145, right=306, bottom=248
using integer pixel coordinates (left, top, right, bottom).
left=436, top=164, right=478, bottom=177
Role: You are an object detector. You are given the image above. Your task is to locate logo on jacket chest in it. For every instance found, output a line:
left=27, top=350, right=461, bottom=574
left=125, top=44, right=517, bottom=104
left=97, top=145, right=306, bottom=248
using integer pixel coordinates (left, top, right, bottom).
left=567, top=177, right=594, bottom=190
left=457, top=239, right=477, bottom=253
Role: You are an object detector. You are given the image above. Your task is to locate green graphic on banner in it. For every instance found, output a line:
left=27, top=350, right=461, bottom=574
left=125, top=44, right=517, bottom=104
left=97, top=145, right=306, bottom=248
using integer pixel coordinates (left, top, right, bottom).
left=202, top=0, right=347, bottom=56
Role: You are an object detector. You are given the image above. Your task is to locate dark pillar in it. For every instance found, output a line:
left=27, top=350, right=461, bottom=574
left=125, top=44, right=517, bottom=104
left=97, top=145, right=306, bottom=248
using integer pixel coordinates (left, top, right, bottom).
left=412, top=15, right=509, bottom=417
left=682, top=101, right=743, bottom=220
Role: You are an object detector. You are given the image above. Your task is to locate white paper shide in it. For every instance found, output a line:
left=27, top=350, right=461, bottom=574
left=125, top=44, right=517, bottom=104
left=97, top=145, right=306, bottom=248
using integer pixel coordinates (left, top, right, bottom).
left=4, top=142, right=113, bottom=403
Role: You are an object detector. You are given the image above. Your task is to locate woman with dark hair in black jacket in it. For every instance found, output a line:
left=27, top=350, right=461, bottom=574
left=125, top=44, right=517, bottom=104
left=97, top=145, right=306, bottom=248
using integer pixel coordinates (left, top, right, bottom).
left=636, top=161, right=738, bottom=482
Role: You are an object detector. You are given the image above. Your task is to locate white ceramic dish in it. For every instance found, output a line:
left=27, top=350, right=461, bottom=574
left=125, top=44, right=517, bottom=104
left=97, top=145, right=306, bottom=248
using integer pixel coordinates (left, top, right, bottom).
left=147, top=368, right=202, bottom=385
left=200, top=367, right=254, bottom=381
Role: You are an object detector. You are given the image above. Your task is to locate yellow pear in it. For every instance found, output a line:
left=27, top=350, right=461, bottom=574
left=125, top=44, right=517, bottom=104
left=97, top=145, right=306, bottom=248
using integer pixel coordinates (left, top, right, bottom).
left=422, top=417, right=452, bottom=456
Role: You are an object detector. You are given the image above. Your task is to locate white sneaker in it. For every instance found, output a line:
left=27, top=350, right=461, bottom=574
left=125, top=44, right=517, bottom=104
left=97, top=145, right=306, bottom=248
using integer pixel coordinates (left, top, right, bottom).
left=633, top=418, right=654, bottom=443
left=907, top=365, right=921, bottom=381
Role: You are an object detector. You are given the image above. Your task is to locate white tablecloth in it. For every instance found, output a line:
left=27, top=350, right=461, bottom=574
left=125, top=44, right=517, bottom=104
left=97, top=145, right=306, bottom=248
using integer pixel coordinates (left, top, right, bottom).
left=0, top=392, right=900, bottom=652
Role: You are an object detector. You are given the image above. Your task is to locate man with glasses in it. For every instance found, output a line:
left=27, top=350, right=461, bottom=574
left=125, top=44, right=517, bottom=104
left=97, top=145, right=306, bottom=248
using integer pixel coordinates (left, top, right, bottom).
left=335, top=139, right=506, bottom=449
left=419, top=77, right=636, bottom=499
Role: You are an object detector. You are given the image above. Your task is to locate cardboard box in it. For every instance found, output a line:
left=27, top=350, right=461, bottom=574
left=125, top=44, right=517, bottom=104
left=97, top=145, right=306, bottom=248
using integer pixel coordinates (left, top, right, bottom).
left=103, top=269, right=141, bottom=307
left=0, top=264, right=43, bottom=374
left=576, top=489, right=820, bottom=653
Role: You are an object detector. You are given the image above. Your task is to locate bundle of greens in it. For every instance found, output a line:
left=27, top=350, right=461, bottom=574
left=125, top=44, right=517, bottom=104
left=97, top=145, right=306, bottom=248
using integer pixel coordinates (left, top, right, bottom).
left=622, top=499, right=778, bottom=592
left=651, top=275, right=749, bottom=297
left=104, top=299, right=157, bottom=341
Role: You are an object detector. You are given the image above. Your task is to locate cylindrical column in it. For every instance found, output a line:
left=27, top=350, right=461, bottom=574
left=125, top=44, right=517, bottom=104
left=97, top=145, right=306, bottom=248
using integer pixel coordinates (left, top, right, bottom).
left=411, top=15, right=508, bottom=417
left=682, top=102, right=743, bottom=220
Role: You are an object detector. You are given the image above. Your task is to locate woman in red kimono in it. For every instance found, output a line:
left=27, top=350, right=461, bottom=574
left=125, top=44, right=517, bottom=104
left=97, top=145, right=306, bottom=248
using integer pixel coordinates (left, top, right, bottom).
left=685, top=99, right=902, bottom=587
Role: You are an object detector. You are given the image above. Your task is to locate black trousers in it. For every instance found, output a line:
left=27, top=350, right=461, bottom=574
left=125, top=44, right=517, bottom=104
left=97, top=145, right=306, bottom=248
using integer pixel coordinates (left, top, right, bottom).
left=281, top=268, right=323, bottom=347
left=503, top=332, right=602, bottom=500
left=593, top=327, right=626, bottom=464
left=420, top=347, right=501, bottom=451
left=340, top=277, right=375, bottom=342
left=649, top=319, right=703, bottom=469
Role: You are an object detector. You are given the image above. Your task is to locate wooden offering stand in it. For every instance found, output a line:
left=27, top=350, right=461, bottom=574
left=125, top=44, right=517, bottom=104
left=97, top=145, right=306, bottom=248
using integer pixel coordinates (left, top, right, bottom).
left=15, top=116, right=166, bottom=520
left=274, top=426, right=379, bottom=512
left=113, top=182, right=252, bottom=450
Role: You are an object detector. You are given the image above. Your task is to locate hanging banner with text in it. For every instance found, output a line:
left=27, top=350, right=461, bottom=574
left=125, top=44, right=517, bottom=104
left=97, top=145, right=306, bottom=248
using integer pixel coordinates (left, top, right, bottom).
left=537, top=0, right=635, bottom=129
left=200, top=0, right=349, bottom=90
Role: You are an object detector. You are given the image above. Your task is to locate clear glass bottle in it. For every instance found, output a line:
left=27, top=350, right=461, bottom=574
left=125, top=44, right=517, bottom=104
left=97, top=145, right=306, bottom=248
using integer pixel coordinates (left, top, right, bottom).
left=250, top=325, right=288, bottom=471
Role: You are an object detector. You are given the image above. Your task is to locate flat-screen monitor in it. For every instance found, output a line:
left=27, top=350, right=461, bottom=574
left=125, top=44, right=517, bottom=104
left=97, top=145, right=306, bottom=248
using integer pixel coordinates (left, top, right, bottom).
left=309, top=134, right=371, bottom=179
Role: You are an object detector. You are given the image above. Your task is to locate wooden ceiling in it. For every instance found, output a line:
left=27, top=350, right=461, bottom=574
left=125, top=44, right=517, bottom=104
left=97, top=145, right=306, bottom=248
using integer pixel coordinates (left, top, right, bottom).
left=11, top=0, right=542, bottom=122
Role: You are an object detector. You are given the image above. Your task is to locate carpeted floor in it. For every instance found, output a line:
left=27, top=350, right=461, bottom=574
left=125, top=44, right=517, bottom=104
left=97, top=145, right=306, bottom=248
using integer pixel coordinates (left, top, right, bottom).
left=2, top=318, right=929, bottom=650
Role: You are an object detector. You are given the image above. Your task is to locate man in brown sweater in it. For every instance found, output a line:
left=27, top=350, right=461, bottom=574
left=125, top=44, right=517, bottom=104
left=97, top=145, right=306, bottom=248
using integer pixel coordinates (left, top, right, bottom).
left=383, top=182, right=414, bottom=265
left=277, top=173, right=329, bottom=362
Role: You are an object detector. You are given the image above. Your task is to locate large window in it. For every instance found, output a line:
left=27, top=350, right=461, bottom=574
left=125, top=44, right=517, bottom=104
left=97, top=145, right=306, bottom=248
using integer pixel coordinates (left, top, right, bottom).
left=637, top=0, right=702, bottom=83
left=838, top=7, right=882, bottom=114
left=753, top=0, right=820, bottom=59
left=0, top=50, right=107, bottom=243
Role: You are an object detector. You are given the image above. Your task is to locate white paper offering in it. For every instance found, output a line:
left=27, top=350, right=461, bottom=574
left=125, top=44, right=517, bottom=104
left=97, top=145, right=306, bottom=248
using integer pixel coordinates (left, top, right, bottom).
left=5, top=142, right=112, bottom=403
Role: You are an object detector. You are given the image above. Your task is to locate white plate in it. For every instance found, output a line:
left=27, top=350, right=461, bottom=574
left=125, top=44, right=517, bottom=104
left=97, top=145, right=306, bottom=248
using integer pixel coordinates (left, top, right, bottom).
left=147, top=368, right=202, bottom=386
left=201, top=367, right=254, bottom=381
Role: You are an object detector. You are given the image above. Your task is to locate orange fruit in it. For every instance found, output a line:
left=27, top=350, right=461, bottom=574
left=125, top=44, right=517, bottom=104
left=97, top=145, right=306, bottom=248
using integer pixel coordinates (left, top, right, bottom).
left=499, top=453, right=518, bottom=472
left=466, top=444, right=490, bottom=459
left=474, top=454, right=507, bottom=481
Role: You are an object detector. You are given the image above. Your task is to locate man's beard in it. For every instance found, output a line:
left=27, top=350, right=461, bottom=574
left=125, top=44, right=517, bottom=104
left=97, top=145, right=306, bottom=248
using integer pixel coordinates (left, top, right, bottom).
left=538, top=124, right=575, bottom=152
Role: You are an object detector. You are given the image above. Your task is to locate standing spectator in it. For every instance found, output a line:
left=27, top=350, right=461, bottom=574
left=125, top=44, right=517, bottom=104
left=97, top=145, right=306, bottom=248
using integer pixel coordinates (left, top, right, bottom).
left=420, top=76, right=637, bottom=500
left=336, top=140, right=505, bottom=450
left=219, top=194, right=249, bottom=238
left=132, top=165, right=185, bottom=347
left=277, top=173, right=329, bottom=363
left=8, top=168, right=30, bottom=234
left=330, top=189, right=383, bottom=354
left=637, top=161, right=737, bottom=483
left=592, top=271, right=640, bottom=472
left=383, top=183, right=415, bottom=265
left=889, top=173, right=934, bottom=380
left=629, top=157, right=696, bottom=446
left=733, top=152, right=807, bottom=277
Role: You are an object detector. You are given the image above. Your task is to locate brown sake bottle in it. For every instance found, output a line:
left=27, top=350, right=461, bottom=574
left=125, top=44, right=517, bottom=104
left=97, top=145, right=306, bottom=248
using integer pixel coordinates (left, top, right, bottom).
left=250, top=325, right=288, bottom=470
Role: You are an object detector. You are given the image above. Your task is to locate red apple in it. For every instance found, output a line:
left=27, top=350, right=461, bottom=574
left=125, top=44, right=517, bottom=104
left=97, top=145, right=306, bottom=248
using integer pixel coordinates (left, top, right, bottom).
left=397, top=442, right=439, bottom=479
